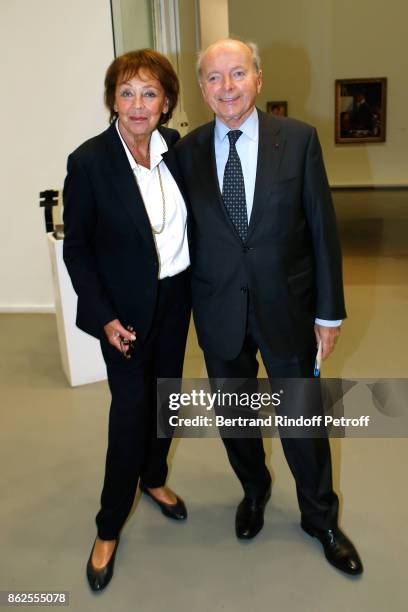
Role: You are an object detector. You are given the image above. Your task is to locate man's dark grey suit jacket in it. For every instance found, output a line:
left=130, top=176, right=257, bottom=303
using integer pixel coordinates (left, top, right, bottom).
left=175, top=109, right=346, bottom=361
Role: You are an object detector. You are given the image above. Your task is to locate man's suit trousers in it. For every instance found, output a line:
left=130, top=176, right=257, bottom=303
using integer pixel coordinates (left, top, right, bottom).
left=204, top=299, right=339, bottom=530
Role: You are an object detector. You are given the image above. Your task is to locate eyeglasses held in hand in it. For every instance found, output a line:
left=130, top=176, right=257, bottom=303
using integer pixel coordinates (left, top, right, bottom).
left=120, top=325, right=136, bottom=359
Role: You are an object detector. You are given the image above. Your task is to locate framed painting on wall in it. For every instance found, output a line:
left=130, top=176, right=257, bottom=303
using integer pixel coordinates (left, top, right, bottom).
left=335, top=77, right=387, bottom=144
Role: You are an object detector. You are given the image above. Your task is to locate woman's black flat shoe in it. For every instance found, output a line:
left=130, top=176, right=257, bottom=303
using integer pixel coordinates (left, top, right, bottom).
left=140, top=485, right=187, bottom=520
left=86, top=537, right=120, bottom=592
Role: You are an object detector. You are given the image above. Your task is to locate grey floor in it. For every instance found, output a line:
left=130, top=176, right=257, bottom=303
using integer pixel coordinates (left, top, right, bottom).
left=1, top=190, right=407, bottom=611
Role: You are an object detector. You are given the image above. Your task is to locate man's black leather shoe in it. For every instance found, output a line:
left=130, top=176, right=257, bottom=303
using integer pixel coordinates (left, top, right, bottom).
left=86, top=537, right=120, bottom=592
left=140, top=484, right=187, bottom=520
left=235, top=487, right=271, bottom=539
left=301, top=522, right=363, bottom=575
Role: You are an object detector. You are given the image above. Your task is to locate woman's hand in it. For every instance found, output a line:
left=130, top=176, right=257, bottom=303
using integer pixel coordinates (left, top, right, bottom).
left=104, top=319, right=136, bottom=354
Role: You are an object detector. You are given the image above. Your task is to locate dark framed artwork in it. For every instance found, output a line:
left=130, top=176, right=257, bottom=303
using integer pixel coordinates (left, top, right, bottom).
left=266, top=100, right=288, bottom=117
left=335, top=77, right=387, bottom=144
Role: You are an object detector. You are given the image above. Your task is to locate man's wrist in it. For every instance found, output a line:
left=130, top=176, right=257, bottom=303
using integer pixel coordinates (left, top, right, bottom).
left=315, top=318, right=342, bottom=327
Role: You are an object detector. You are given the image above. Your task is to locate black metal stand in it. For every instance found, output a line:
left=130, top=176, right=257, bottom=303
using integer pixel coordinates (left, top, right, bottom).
left=39, top=189, right=59, bottom=233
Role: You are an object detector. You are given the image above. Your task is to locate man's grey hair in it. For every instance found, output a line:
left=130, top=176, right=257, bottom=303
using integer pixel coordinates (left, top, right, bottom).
left=196, top=38, right=261, bottom=81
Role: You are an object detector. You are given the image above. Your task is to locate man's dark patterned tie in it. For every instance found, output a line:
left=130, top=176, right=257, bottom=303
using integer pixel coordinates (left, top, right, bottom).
left=222, top=130, right=248, bottom=242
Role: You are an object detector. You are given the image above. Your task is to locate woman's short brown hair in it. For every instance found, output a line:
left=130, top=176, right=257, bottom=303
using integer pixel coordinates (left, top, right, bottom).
left=104, top=49, right=179, bottom=124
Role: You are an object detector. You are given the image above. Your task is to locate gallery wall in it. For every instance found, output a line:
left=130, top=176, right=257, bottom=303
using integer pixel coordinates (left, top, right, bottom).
left=178, top=0, right=213, bottom=131
left=0, top=0, right=115, bottom=311
left=228, top=0, right=408, bottom=186
left=1, top=0, right=407, bottom=311
left=178, top=0, right=230, bottom=131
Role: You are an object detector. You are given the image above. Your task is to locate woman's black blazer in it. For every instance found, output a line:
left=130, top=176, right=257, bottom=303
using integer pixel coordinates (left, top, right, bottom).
left=63, top=121, right=185, bottom=341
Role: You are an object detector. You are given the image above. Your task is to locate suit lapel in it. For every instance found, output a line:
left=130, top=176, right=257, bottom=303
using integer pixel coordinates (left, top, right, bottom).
left=195, top=122, right=223, bottom=201
left=247, top=109, right=286, bottom=239
left=101, top=123, right=156, bottom=252
left=158, top=127, right=183, bottom=187
left=160, top=146, right=189, bottom=203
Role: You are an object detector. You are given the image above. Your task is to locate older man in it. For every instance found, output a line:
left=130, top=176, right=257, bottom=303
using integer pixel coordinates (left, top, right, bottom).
left=175, top=39, right=362, bottom=575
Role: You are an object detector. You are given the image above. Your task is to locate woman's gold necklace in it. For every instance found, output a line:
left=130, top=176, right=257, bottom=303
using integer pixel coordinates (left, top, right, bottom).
left=153, top=164, right=166, bottom=235
left=132, top=147, right=166, bottom=235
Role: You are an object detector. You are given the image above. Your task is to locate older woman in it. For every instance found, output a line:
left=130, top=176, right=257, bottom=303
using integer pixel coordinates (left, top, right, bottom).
left=63, top=49, right=191, bottom=592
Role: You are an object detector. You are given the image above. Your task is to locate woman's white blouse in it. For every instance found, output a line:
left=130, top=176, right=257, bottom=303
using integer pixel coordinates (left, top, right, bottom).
left=116, top=120, right=190, bottom=279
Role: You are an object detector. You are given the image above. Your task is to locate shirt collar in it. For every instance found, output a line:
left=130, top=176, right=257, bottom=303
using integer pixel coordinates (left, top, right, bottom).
left=115, top=119, right=168, bottom=171
left=214, top=107, right=259, bottom=143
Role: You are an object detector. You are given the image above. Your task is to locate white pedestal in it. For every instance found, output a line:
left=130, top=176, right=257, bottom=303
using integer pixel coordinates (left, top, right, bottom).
left=47, top=233, right=107, bottom=386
